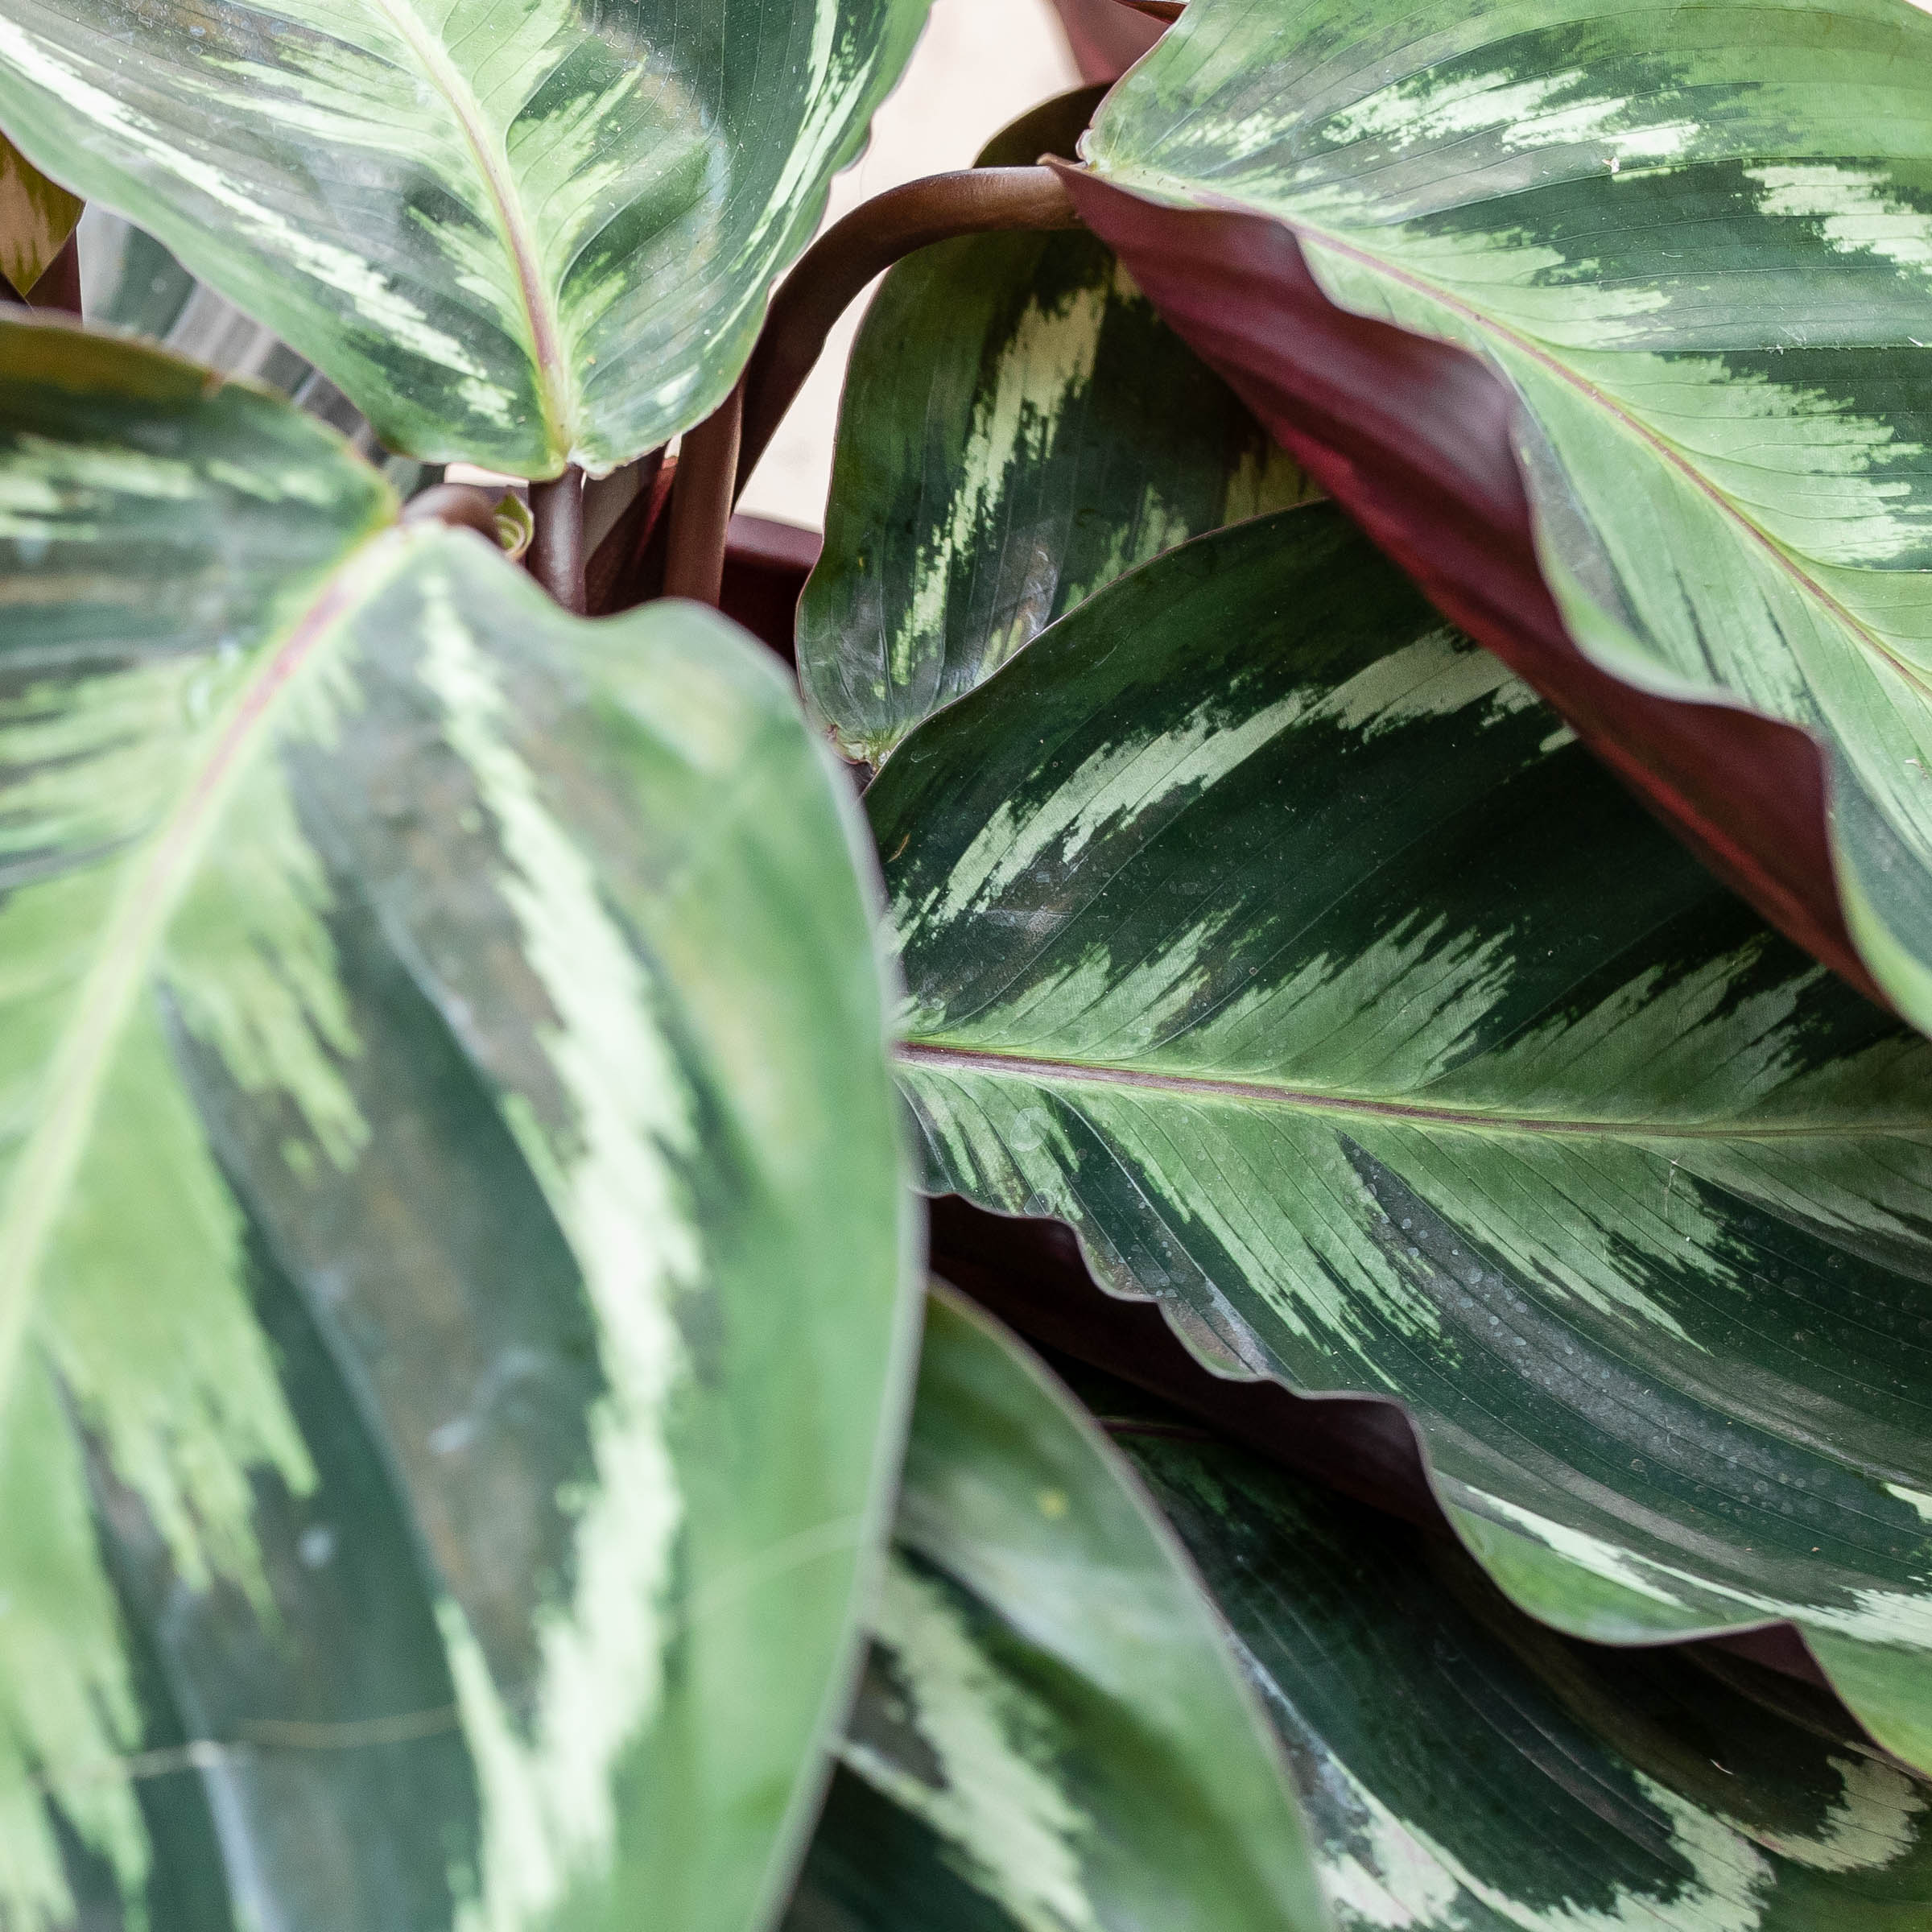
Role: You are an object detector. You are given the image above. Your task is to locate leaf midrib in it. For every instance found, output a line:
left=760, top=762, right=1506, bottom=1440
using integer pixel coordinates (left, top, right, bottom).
left=894, top=1039, right=1926, bottom=1141
left=365, top=0, right=572, bottom=467
left=1102, top=162, right=1932, bottom=711
left=0, top=532, right=402, bottom=1408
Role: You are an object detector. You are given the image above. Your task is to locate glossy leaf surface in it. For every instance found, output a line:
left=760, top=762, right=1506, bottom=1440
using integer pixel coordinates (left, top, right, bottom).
left=1079, top=0, right=1932, bottom=1030
left=1105, top=1377, right=1932, bottom=1932
left=800, top=101, right=1311, bottom=765
left=0, top=313, right=914, bottom=1931
left=0, top=0, right=928, bottom=473
left=0, top=128, right=78, bottom=295
left=786, top=1288, right=1325, bottom=1932
left=872, top=504, right=1932, bottom=1773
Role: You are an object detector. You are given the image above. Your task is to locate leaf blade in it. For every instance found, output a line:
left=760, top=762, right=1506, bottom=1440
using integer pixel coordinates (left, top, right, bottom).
left=786, top=1287, right=1328, bottom=1932
left=0, top=313, right=915, bottom=1931
left=872, top=502, right=1932, bottom=1774
left=1073, top=0, right=1932, bottom=1024
left=0, top=0, right=929, bottom=473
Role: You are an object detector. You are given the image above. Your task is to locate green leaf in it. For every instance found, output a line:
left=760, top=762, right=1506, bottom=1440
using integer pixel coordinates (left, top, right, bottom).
left=801, top=108, right=1311, bottom=766
left=0, top=0, right=929, bottom=475
left=870, top=502, right=1932, bottom=1777
left=0, top=311, right=914, bottom=1931
left=0, top=130, right=79, bottom=295
left=786, top=1287, right=1327, bottom=1932
left=1100, top=1373, right=1932, bottom=1932
left=1082, top=0, right=1932, bottom=1034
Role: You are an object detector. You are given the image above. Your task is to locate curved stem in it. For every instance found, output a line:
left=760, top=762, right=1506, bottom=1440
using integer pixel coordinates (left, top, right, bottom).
left=401, top=482, right=506, bottom=543
left=663, top=382, right=743, bottom=606
left=737, top=166, right=1081, bottom=492
left=527, top=465, right=585, bottom=613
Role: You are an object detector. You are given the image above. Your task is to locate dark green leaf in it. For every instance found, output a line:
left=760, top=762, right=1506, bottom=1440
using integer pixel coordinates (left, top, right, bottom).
left=802, top=110, right=1311, bottom=765
left=1082, top=0, right=1932, bottom=1033
left=1105, top=1374, right=1932, bottom=1931
left=0, top=312, right=914, bottom=1930
left=0, top=0, right=928, bottom=473
left=871, top=503, right=1932, bottom=1774
left=786, top=1287, right=1326, bottom=1932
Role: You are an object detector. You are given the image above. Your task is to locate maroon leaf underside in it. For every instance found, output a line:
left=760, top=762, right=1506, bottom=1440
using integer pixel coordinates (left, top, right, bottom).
left=1056, top=166, right=1885, bottom=1011
left=1046, top=0, right=1166, bottom=85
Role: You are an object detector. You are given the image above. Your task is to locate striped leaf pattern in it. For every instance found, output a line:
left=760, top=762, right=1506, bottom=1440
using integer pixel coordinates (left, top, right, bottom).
left=1106, top=1377, right=1932, bottom=1932
left=872, top=504, right=1932, bottom=1776
left=786, top=1289, right=1324, bottom=1932
left=0, top=313, right=913, bottom=1931
left=0, top=130, right=77, bottom=295
left=1081, top=0, right=1932, bottom=1033
left=800, top=95, right=1312, bottom=766
left=0, top=0, right=928, bottom=474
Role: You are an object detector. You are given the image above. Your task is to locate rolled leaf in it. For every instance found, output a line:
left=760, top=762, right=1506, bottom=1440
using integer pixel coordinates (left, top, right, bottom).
left=871, top=503, right=1932, bottom=1775
left=0, top=129, right=78, bottom=295
left=786, top=1287, right=1326, bottom=1932
left=800, top=90, right=1311, bottom=765
left=0, top=0, right=929, bottom=474
left=1074, top=0, right=1932, bottom=1030
left=0, top=312, right=914, bottom=1931
left=1101, top=1373, right=1932, bottom=1931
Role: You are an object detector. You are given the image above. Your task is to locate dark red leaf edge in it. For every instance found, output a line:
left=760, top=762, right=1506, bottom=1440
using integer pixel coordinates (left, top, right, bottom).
left=1055, top=166, right=1889, bottom=1013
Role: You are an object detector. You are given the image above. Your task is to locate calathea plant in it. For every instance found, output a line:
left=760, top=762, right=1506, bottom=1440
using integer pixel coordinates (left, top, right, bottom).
left=5, top=0, right=1932, bottom=1925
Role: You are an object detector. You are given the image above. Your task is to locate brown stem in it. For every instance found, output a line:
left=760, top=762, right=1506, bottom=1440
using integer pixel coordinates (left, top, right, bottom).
left=663, top=382, right=743, bottom=606
left=401, top=482, right=507, bottom=542
left=527, top=465, right=585, bottom=613
left=737, top=166, right=1081, bottom=492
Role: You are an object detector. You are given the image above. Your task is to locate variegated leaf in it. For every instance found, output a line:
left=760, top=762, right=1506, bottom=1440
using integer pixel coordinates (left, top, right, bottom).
left=800, top=88, right=1313, bottom=766
left=871, top=503, right=1932, bottom=1777
left=0, top=312, right=914, bottom=1932
left=1080, top=0, right=1932, bottom=1034
left=78, top=205, right=388, bottom=465
left=0, top=0, right=929, bottom=474
left=0, top=128, right=77, bottom=295
left=1100, top=1372, right=1932, bottom=1932
left=785, top=1287, right=1326, bottom=1932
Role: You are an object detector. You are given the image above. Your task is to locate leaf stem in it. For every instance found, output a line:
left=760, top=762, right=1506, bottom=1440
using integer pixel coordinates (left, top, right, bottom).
left=663, top=384, right=743, bottom=606
left=736, top=166, right=1081, bottom=492
left=528, top=465, right=585, bottom=613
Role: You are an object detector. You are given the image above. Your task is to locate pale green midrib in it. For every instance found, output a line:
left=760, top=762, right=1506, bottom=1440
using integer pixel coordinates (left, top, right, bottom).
left=362, top=0, right=573, bottom=468
left=1094, top=160, right=1932, bottom=710
left=894, top=1039, right=1926, bottom=1141
left=0, top=528, right=407, bottom=1415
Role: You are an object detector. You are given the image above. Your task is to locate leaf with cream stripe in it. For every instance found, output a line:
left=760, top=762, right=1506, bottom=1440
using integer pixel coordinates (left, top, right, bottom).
left=1076, top=0, right=1932, bottom=1033
left=0, top=0, right=927, bottom=473
left=1097, top=1368, right=1932, bottom=1932
left=784, top=1287, right=1326, bottom=1932
left=0, top=310, right=914, bottom=1932
left=799, top=89, right=1314, bottom=767
left=873, top=504, right=1932, bottom=1779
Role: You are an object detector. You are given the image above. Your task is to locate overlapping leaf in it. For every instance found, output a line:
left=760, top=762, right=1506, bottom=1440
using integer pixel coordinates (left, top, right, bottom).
left=1103, top=1372, right=1932, bottom=1931
left=0, top=311, right=914, bottom=1930
left=0, top=129, right=77, bottom=295
left=1075, top=0, right=1932, bottom=1031
left=872, top=502, right=1932, bottom=1774
left=785, top=1288, right=1325, bottom=1932
left=0, top=0, right=928, bottom=473
left=800, top=90, right=1311, bottom=765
